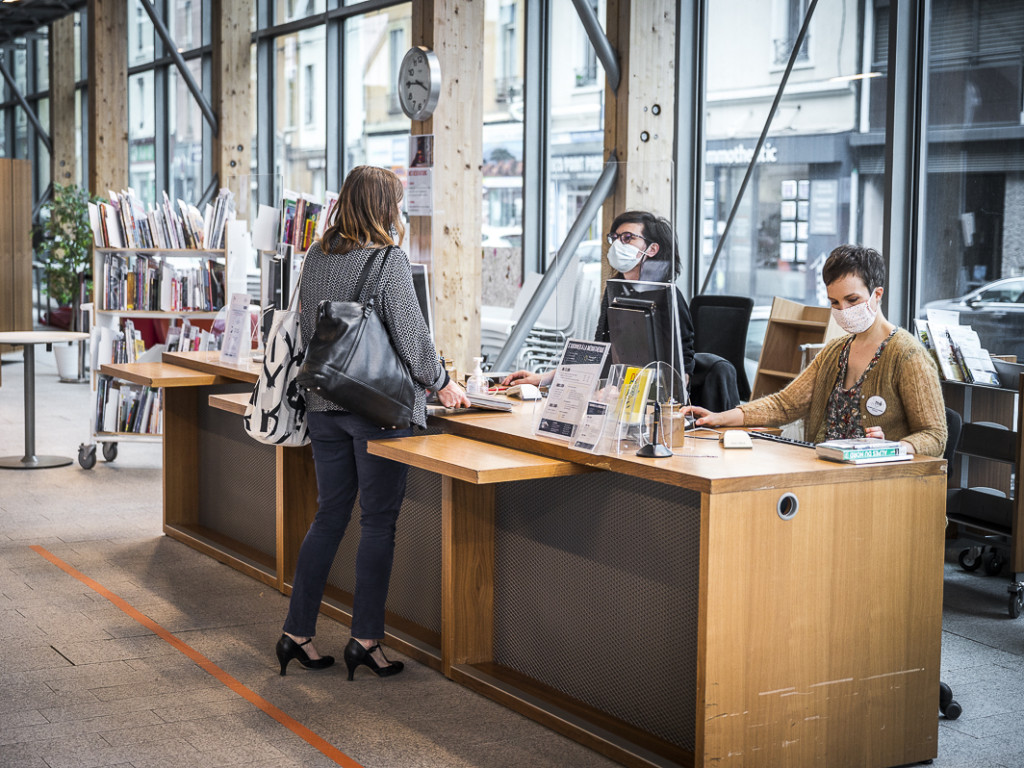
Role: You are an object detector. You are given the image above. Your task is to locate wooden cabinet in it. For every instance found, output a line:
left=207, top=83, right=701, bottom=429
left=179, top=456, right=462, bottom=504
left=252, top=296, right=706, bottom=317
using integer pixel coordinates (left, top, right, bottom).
left=0, top=159, right=33, bottom=353
left=751, top=296, right=841, bottom=399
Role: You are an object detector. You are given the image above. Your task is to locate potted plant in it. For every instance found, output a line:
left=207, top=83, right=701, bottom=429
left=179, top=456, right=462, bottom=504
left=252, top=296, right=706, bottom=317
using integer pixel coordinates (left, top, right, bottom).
left=36, top=183, right=94, bottom=379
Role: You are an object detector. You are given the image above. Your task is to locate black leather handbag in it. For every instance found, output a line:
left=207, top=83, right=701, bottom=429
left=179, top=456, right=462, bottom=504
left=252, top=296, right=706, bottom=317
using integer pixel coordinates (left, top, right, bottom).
left=296, top=247, right=416, bottom=429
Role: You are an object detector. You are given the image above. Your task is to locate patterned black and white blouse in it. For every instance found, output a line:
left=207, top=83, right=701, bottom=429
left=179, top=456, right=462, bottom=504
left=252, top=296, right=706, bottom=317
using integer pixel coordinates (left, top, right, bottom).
left=298, top=239, right=445, bottom=428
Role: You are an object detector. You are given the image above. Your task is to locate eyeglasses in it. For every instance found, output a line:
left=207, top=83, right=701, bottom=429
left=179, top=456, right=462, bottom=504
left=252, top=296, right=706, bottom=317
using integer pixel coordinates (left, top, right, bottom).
left=606, top=231, right=650, bottom=246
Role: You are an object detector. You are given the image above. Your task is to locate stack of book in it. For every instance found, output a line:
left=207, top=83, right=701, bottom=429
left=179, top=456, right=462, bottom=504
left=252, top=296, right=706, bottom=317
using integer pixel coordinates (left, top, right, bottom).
left=89, top=188, right=235, bottom=250
left=815, top=438, right=911, bottom=464
left=280, top=190, right=338, bottom=252
left=98, top=252, right=224, bottom=312
left=94, top=376, right=162, bottom=435
left=916, top=318, right=1000, bottom=385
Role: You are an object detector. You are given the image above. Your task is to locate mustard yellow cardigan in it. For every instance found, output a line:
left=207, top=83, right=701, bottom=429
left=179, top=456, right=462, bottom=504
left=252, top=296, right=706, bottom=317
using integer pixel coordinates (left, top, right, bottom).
left=739, top=329, right=947, bottom=456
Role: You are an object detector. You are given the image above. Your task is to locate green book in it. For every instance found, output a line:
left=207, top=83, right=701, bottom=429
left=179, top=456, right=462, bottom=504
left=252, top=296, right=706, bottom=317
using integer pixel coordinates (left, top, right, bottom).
left=815, top=438, right=909, bottom=463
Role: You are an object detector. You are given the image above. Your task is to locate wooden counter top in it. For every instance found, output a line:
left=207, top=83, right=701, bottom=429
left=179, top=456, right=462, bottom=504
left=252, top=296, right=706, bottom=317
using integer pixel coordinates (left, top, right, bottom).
left=99, top=361, right=229, bottom=388
left=433, top=402, right=946, bottom=495
left=162, top=350, right=261, bottom=384
left=369, top=433, right=595, bottom=484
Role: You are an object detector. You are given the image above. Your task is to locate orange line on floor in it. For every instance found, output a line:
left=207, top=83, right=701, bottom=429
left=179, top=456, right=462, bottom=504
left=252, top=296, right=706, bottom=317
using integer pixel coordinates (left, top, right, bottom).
left=30, top=544, right=364, bottom=768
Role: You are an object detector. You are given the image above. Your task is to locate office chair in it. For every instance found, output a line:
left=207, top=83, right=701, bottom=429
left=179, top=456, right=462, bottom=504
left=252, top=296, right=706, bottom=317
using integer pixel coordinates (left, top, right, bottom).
left=689, top=295, right=755, bottom=401
left=940, top=406, right=963, bottom=720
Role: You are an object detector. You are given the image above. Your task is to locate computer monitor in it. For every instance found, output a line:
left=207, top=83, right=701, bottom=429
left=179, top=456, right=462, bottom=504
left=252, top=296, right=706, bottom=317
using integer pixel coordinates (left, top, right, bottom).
left=410, top=263, right=433, bottom=337
left=605, top=279, right=685, bottom=402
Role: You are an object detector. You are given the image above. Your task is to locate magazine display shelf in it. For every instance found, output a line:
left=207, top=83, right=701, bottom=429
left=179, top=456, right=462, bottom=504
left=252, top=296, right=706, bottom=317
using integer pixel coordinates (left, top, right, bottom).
left=78, top=244, right=230, bottom=470
left=942, top=361, right=1024, bottom=618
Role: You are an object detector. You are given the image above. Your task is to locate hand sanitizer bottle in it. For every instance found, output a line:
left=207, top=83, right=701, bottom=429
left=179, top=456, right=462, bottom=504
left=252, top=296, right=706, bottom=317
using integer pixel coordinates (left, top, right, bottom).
left=466, top=357, right=486, bottom=395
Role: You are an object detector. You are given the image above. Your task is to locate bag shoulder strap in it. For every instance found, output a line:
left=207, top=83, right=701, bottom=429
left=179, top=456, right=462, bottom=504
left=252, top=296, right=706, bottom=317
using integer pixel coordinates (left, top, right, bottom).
left=352, top=247, right=387, bottom=301
left=367, top=246, right=395, bottom=300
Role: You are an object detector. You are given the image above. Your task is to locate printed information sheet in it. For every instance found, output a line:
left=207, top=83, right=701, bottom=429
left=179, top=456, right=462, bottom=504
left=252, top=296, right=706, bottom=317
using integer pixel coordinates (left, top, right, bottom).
left=536, top=339, right=610, bottom=441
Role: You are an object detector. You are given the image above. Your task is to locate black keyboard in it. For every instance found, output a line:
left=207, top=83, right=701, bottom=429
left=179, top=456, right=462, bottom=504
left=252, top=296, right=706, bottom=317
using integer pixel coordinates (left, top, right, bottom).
left=749, top=431, right=816, bottom=449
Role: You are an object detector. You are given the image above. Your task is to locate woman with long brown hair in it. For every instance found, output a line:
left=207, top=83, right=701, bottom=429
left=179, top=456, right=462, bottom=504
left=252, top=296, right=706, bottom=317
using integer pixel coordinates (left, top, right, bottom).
left=275, top=166, right=468, bottom=679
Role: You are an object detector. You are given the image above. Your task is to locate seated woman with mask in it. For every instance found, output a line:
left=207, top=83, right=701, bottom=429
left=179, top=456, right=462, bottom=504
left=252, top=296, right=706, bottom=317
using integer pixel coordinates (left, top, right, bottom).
left=682, top=244, right=947, bottom=456
left=504, top=210, right=697, bottom=391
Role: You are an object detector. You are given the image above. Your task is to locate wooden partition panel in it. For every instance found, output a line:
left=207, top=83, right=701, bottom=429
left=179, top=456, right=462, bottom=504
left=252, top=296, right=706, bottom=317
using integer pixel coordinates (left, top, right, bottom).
left=698, top=474, right=945, bottom=767
left=441, top=477, right=495, bottom=675
left=162, top=387, right=201, bottom=529
left=276, top=444, right=318, bottom=589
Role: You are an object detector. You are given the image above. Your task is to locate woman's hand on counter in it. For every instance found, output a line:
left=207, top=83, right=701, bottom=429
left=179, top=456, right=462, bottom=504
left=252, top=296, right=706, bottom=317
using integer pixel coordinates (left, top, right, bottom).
left=679, top=405, right=745, bottom=428
left=438, top=380, right=471, bottom=409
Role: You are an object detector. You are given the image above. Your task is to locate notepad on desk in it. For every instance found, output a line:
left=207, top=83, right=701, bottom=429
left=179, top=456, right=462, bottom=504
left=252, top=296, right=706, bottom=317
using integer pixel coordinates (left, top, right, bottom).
left=466, top=392, right=514, bottom=412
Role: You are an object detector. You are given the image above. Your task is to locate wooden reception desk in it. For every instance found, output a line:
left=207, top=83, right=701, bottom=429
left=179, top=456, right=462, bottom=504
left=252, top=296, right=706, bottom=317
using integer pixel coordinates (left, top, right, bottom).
left=102, top=351, right=947, bottom=768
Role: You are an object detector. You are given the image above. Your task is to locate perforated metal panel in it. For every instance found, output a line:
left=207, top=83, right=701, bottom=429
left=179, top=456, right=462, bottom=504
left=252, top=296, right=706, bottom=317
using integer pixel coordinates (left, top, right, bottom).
left=494, top=473, right=700, bottom=750
left=326, top=428, right=444, bottom=635
left=197, top=385, right=277, bottom=558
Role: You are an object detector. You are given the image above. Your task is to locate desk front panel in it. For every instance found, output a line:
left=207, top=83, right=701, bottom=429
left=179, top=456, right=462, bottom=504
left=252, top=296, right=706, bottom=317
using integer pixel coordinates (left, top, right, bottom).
left=196, top=383, right=277, bottom=567
left=324, top=427, right=446, bottom=645
left=493, top=472, right=701, bottom=754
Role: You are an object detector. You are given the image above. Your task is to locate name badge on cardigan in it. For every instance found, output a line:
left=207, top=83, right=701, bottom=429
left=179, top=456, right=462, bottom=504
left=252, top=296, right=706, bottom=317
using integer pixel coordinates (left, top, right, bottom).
left=866, top=395, right=887, bottom=416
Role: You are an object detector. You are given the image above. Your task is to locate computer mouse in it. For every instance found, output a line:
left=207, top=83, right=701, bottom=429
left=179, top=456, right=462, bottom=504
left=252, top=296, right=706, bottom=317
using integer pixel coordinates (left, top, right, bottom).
left=506, top=383, right=542, bottom=400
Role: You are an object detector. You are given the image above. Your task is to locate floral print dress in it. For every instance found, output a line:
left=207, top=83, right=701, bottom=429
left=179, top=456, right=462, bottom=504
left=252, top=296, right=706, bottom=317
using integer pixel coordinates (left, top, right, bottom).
left=824, top=330, right=897, bottom=441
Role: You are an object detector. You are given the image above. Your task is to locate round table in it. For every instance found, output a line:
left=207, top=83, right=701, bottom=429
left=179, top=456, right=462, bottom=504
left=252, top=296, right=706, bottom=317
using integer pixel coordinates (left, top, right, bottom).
left=0, top=330, right=90, bottom=469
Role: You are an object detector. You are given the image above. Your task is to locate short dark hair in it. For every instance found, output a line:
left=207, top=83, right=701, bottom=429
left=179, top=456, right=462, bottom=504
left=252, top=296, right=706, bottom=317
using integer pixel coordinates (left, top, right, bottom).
left=821, top=244, right=886, bottom=292
left=609, top=210, right=681, bottom=273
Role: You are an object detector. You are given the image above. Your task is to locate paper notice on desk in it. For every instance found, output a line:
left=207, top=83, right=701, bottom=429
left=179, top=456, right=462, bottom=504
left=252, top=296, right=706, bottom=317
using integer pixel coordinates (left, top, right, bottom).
left=220, top=293, right=251, bottom=364
left=535, top=339, right=609, bottom=441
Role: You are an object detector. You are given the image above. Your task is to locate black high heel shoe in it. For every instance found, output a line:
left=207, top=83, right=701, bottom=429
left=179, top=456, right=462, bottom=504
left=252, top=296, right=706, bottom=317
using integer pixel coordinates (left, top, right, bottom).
left=344, top=638, right=404, bottom=680
left=276, top=634, right=335, bottom=676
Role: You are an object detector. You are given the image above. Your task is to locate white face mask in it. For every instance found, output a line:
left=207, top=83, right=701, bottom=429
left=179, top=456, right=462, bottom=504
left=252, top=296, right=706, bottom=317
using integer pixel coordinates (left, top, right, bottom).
left=608, top=240, right=646, bottom=274
left=831, top=295, right=877, bottom=334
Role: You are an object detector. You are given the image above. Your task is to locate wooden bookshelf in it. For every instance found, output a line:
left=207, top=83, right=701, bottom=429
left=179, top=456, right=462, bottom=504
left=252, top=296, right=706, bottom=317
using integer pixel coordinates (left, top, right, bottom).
left=751, top=296, right=841, bottom=399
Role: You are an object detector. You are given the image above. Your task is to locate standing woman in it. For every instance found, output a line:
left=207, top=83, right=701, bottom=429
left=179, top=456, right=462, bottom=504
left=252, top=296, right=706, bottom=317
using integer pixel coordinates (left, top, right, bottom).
left=276, top=166, right=469, bottom=679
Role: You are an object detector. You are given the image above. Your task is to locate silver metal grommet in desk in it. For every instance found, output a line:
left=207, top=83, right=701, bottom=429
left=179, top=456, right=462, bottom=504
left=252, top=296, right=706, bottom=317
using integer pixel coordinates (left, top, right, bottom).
left=777, top=492, right=799, bottom=520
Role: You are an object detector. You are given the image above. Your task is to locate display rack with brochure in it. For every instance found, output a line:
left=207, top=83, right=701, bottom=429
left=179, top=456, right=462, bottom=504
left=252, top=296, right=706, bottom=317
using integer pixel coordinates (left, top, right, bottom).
left=535, top=339, right=610, bottom=442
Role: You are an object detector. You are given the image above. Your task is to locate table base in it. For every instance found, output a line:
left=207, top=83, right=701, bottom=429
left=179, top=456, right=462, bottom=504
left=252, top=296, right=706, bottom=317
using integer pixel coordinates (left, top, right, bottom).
left=0, top=455, right=74, bottom=470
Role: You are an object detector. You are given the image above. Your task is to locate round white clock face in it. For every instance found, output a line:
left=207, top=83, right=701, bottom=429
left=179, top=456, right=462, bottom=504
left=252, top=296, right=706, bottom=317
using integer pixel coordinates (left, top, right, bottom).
left=399, top=46, right=441, bottom=121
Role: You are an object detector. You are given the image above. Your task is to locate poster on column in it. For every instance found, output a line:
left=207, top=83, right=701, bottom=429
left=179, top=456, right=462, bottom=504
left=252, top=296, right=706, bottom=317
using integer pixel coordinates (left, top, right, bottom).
left=407, top=134, right=434, bottom=216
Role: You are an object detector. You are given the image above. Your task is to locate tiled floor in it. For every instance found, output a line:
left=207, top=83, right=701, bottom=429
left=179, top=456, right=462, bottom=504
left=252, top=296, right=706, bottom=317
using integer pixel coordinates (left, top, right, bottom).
left=2, top=348, right=1024, bottom=768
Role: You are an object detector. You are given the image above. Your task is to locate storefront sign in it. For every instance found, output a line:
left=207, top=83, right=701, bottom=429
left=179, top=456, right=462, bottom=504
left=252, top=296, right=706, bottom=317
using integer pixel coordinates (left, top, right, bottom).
left=705, top=142, right=778, bottom=166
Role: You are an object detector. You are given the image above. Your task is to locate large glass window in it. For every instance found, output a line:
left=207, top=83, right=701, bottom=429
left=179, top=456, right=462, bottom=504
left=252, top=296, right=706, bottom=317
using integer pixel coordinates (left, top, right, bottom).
left=275, top=28, right=327, bottom=196
left=128, top=71, right=157, bottom=204
left=169, top=61, right=205, bottom=204
left=915, top=0, right=1024, bottom=360
left=169, top=0, right=204, bottom=50
left=275, top=0, right=327, bottom=25
left=482, top=0, right=525, bottom=310
left=129, top=0, right=156, bottom=67
left=343, top=6, right=411, bottom=178
left=546, top=0, right=605, bottom=264
left=703, top=0, right=875, bottom=349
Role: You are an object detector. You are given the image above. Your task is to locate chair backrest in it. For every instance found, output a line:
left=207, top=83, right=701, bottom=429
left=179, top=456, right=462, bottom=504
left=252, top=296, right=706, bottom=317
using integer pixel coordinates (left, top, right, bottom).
left=690, top=294, right=755, bottom=401
left=944, top=406, right=962, bottom=475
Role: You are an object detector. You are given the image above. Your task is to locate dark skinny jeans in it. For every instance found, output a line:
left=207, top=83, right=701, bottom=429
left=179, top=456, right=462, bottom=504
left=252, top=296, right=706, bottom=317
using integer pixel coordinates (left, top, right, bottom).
left=283, top=410, right=411, bottom=640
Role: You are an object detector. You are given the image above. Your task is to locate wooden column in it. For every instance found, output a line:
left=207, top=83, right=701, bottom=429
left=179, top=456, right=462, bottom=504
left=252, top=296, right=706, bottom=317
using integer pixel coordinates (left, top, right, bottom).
left=409, top=0, right=484, bottom=376
left=602, top=0, right=678, bottom=275
left=211, top=0, right=252, bottom=189
left=49, top=15, right=77, bottom=186
left=87, top=0, right=128, bottom=195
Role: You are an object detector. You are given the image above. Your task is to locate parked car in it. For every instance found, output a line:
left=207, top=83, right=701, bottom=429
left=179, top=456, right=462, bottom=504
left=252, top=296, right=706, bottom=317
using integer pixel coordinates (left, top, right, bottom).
left=922, top=277, right=1024, bottom=360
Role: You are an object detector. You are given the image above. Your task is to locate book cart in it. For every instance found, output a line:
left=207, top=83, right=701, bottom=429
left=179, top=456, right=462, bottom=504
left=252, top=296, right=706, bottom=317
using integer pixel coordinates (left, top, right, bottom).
left=943, top=359, right=1024, bottom=618
left=78, top=243, right=230, bottom=469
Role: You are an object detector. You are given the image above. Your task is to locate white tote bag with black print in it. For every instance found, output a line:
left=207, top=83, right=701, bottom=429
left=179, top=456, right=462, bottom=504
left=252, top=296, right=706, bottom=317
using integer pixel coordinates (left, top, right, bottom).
left=243, top=264, right=309, bottom=446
